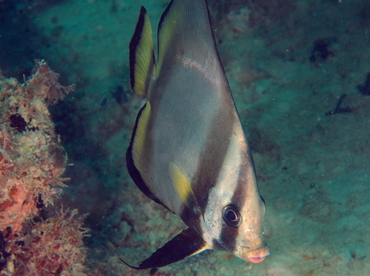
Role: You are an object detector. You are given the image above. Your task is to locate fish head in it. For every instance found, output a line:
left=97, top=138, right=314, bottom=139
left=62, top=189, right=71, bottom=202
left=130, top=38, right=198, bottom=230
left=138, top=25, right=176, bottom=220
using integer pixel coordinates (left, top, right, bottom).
left=221, top=193, right=269, bottom=264
left=201, top=141, right=269, bottom=263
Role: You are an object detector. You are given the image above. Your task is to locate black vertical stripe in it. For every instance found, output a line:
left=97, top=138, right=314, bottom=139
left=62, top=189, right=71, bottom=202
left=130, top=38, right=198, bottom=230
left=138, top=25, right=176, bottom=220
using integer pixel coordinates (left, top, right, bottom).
left=218, top=148, right=256, bottom=253
left=192, top=105, right=235, bottom=211
left=179, top=106, right=235, bottom=234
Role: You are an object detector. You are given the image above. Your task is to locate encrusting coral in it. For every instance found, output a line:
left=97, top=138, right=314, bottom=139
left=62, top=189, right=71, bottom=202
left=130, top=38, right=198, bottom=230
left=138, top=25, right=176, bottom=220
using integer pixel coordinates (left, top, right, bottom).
left=0, top=60, right=88, bottom=276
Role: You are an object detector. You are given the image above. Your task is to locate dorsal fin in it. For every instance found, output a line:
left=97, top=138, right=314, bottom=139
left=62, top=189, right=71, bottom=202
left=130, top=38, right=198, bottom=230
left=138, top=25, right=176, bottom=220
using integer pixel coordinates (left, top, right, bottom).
left=156, top=0, right=176, bottom=74
left=129, top=6, right=155, bottom=96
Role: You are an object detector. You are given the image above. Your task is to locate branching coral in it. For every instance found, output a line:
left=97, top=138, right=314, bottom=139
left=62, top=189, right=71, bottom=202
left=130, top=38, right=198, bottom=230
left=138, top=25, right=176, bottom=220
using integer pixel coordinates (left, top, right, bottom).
left=0, top=60, right=87, bottom=275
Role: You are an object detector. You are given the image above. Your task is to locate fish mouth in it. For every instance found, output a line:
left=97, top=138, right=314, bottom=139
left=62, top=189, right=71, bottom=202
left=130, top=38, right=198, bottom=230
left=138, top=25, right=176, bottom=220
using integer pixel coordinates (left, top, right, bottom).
left=245, top=256, right=266, bottom=263
left=242, top=247, right=270, bottom=264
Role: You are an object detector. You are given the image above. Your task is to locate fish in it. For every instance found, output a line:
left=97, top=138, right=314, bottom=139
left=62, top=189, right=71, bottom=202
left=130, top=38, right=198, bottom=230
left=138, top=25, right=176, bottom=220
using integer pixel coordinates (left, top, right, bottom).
left=123, top=0, right=269, bottom=269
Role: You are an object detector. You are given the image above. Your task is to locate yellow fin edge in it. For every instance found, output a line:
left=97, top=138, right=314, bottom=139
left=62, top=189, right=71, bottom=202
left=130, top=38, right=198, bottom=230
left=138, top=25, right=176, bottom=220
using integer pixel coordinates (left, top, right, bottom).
left=129, top=6, right=155, bottom=96
left=132, top=101, right=151, bottom=171
left=157, top=1, right=179, bottom=74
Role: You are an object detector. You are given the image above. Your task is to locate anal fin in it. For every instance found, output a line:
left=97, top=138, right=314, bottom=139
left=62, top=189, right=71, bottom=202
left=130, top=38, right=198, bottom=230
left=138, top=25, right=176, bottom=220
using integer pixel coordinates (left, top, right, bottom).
left=126, top=102, right=172, bottom=211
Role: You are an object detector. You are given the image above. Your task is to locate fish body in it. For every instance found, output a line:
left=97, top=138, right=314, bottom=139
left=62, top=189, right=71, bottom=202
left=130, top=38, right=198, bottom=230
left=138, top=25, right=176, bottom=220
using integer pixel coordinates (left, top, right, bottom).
left=124, top=0, right=269, bottom=269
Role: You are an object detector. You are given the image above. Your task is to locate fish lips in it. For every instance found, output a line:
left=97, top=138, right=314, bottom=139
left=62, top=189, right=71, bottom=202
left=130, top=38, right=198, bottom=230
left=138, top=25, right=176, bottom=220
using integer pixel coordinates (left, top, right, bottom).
left=241, top=246, right=270, bottom=263
left=218, top=239, right=270, bottom=264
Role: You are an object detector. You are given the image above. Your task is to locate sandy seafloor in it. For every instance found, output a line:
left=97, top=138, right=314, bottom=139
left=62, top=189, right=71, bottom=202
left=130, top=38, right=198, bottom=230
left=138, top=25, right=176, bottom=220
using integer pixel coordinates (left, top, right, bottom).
left=1, top=0, right=370, bottom=275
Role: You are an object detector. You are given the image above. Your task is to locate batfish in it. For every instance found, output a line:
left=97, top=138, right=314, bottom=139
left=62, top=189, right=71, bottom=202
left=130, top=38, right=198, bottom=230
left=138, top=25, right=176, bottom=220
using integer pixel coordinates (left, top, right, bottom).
left=123, top=0, right=269, bottom=269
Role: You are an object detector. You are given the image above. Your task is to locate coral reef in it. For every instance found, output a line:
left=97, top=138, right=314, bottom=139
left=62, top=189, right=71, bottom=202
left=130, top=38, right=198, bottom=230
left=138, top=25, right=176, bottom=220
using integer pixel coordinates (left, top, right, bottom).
left=5, top=210, right=88, bottom=276
left=0, top=60, right=87, bottom=275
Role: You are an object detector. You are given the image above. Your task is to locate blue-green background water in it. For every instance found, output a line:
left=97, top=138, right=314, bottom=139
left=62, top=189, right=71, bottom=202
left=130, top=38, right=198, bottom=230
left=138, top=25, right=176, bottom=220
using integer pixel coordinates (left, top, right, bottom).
left=1, top=0, right=370, bottom=275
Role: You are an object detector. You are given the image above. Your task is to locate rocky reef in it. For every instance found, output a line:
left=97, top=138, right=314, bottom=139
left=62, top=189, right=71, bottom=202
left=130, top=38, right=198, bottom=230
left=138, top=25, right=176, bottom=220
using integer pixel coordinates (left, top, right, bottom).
left=0, top=60, right=87, bottom=276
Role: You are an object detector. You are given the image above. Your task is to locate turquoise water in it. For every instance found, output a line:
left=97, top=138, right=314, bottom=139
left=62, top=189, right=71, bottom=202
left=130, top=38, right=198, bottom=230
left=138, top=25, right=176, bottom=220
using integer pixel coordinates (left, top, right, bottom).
left=1, top=0, right=370, bottom=275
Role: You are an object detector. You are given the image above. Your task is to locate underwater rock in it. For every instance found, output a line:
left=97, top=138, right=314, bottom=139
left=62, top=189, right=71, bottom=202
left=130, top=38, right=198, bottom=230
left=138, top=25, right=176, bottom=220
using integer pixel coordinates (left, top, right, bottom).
left=0, top=60, right=88, bottom=276
left=309, top=39, right=335, bottom=64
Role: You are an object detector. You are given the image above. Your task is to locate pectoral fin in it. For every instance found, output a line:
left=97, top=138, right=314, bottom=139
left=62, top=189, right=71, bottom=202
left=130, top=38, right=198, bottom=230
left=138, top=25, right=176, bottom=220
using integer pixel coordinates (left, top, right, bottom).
left=169, top=162, right=199, bottom=212
left=121, top=228, right=209, bottom=269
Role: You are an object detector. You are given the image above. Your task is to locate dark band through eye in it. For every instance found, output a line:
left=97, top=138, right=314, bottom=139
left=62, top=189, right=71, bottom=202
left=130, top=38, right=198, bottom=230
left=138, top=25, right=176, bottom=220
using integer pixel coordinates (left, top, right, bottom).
left=223, top=206, right=241, bottom=227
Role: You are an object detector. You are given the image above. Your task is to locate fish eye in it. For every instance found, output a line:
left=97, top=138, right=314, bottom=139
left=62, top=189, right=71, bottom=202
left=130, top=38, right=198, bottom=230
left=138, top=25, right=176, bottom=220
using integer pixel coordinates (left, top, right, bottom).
left=223, top=206, right=241, bottom=227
